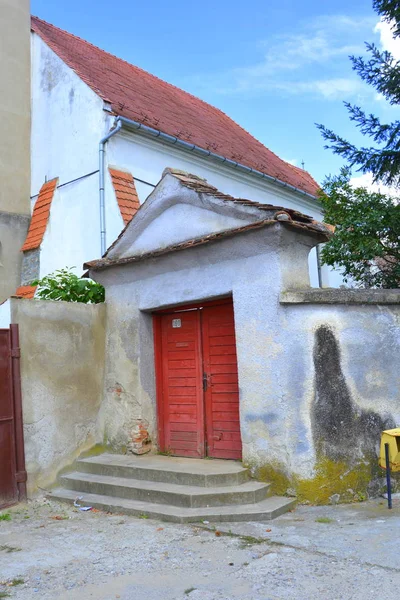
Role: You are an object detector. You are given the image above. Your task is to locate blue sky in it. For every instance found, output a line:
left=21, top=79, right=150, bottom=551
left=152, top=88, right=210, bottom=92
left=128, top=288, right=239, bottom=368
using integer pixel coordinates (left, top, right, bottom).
left=31, top=0, right=400, bottom=185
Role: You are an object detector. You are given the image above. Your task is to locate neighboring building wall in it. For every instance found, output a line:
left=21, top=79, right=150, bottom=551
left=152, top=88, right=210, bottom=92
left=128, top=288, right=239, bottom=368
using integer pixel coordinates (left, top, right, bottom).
left=0, top=0, right=31, bottom=301
left=0, top=212, right=30, bottom=299
left=0, top=0, right=30, bottom=215
left=10, top=298, right=106, bottom=495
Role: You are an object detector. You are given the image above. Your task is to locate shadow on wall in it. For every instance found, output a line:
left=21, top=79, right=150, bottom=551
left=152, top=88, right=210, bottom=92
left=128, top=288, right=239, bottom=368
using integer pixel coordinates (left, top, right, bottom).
left=312, top=325, right=395, bottom=463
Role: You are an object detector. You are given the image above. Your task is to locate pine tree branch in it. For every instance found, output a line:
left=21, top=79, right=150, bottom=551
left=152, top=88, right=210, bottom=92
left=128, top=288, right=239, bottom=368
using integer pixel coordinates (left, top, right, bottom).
left=373, top=0, right=400, bottom=37
left=350, top=44, right=400, bottom=104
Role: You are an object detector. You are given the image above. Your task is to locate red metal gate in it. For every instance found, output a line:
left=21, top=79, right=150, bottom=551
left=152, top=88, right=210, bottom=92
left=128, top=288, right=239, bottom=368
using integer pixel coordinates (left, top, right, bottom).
left=0, top=325, right=26, bottom=509
left=154, top=299, right=242, bottom=460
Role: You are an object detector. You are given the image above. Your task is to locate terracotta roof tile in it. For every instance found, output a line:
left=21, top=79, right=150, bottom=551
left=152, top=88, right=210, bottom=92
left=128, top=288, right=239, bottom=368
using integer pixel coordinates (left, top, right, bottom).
left=21, top=178, right=58, bottom=251
left=14, top=285, right=37, bottom=299
left=109, top=168, right=140, bottom=225
left=31, top=16, right=320, bottom=198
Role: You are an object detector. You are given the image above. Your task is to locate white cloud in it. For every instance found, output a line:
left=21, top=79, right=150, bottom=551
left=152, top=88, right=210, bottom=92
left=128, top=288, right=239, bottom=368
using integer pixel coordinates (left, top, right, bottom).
left=283, top=158, right=298, bottom=166
left=375, top=18, right=400, bottom=60
left=188, top=14, right=374, bottom=100
left=350, top=172, right=399, bottom=197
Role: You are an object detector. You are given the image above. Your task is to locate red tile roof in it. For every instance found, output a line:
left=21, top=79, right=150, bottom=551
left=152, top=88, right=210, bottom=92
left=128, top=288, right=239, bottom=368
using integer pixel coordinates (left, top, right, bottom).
left=21, top=178, right=58, bottom=251
left=31, top=16, right=319, bottom=198
left=14, top=285, right=37, bottom=299
left=109, top=168, right=140, bottom=225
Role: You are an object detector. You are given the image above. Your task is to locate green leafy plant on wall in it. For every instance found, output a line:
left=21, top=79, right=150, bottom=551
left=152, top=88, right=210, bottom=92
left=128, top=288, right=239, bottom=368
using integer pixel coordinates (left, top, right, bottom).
left=32, top=268, right=105, bottom=304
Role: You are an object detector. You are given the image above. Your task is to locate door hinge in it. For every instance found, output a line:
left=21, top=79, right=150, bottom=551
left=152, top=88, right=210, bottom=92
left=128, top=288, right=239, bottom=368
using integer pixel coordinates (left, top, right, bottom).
left=15, top=470, right=27, bottom=483
left=203, top=373, right=208, bottom=392
left=10, top=347, right=21, bottom=359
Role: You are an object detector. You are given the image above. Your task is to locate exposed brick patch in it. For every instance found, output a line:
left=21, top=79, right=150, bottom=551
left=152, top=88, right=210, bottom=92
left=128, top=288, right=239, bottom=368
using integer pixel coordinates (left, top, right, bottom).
left=109, top=168, right=140, bottom=225
left=128, top=419, right=152, bottom=455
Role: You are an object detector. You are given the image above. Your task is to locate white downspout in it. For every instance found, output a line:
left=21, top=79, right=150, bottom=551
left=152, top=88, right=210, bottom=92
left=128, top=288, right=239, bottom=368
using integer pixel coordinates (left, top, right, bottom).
left=99, top=119, right=122, bottom=256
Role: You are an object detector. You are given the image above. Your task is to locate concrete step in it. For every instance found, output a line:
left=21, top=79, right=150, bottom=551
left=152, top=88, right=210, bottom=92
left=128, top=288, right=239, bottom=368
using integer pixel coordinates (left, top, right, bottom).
left=76, top=454, right=249, bottom=487
left=48, top=487, right=296, bottom=523
left=60, top=471, right=270, bottom=508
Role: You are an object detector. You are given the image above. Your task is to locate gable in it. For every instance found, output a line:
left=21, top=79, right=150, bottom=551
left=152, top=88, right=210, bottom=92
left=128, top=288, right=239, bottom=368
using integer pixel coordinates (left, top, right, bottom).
left=118, top=203, right=253, bottom=259
left=105, top=173, right=267, bottom=261
left=31, top=16, right=319, bottom=198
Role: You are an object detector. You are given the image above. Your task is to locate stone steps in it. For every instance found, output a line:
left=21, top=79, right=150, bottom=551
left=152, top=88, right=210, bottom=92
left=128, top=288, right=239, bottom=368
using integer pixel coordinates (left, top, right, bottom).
left=60, top=471, right=270, bottom=508
left=48, top=488, right=295, bottom=523
left=76, top=454, right=249, bottom=487
left=49, top=453, right=295, bottom=522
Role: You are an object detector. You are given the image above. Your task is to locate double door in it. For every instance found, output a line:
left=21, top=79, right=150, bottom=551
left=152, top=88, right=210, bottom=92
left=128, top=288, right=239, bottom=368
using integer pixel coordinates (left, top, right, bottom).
left=155, top=300, right=242, bottom=459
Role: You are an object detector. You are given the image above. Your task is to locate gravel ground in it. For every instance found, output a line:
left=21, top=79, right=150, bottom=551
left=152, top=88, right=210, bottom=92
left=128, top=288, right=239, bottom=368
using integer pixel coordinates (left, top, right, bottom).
left=0, top=496, right=399, bottom=599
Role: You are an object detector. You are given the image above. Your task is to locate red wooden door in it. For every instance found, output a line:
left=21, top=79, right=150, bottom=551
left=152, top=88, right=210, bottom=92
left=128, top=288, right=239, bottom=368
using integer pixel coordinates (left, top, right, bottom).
left=159, top=310, right=204, bottom=457
left=156, top=300, right=242, bottom=460
left=202, top=304, right=241, bottom=459
left=0, top=330, right=17, bottom=508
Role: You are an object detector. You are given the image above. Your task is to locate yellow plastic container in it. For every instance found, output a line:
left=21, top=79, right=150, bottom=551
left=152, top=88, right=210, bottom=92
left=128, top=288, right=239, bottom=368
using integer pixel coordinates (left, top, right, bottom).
left=379, top=428, right=400, bottom=472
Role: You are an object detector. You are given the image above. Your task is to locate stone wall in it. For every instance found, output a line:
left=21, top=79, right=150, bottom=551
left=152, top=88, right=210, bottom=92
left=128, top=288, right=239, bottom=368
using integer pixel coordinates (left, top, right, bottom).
left=10, top=299, right=106, bottom=495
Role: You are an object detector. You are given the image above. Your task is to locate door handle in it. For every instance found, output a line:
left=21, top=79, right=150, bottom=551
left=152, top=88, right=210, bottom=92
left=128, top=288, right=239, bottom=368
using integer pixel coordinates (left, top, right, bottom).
left=213, top=433, right=222, bottom=441
left=203, top=373, right=208, bottom=392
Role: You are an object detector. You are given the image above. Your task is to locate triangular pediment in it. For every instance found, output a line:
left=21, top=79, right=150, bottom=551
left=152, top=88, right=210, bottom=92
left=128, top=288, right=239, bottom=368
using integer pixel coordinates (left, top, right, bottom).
left=106, top=171, right=271, bottom=260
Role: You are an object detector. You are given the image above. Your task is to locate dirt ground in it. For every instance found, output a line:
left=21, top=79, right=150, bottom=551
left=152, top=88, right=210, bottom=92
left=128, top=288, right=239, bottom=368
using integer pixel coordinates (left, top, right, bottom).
left=1, top=496, right=400, bottom=600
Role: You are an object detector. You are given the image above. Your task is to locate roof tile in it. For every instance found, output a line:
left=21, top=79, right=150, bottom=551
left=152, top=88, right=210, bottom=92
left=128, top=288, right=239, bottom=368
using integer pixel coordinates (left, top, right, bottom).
left=109, top=168, right=140, bottom=225
left=21, top=178, right=58, bottom=251
left=31, top=16, right=319, bottom=197
left=14, top=285, right=37, bottom=299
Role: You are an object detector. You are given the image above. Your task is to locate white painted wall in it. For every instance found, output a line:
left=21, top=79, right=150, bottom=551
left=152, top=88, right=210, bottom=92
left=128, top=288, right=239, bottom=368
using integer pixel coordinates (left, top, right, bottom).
left=0, top=300, right=11, bottom=328
left=31, top=34, right=344, bottom=287
left=31, top=34, right=124, bottom=277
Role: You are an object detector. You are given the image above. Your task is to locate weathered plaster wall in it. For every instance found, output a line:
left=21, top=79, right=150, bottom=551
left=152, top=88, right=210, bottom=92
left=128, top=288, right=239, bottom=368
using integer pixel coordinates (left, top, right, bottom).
left=0, top=0, right=30, bottom=216
left=93, top=224, right=316, bottom=457
left=266, top=294, right=400, bottom=502
left=0, top=212, right=30, bottom=301
left=10, top=299, right=106, bottom=495
left=31, top=34, right=124, bottom=276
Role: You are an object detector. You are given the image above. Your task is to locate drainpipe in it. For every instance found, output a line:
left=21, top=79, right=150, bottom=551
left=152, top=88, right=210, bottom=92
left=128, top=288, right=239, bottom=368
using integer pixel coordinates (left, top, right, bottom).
left=99, top=119, right=122, bottom=256
left=316, top=245, right=323, bottom=288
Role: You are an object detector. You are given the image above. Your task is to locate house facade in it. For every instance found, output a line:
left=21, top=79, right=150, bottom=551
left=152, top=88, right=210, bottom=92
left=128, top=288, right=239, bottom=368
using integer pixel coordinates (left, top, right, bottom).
left=22, top=16, right=344, bottom=295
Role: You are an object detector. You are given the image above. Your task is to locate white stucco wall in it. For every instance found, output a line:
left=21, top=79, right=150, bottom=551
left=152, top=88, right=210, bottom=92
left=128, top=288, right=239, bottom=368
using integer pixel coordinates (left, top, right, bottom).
left=0, top=300, right=11, bottom=329
left=31, top=34, right=124, bottom=276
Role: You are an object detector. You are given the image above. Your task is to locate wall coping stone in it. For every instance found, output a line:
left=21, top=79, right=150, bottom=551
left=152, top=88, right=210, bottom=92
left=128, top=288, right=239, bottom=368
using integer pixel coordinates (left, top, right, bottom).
left=280, top=289, right=400, bottom=305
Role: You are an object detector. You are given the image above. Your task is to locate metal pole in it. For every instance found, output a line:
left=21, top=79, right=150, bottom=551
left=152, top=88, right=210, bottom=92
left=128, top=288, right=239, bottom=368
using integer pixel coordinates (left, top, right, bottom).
left=385, top=442, right=392, bottom=509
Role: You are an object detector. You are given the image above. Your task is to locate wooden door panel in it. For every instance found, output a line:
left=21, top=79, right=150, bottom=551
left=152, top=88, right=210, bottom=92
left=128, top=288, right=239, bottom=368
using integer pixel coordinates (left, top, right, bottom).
left=202, top=303, right=242, bottom=460
left=0, top=330, right=17, bottom=508
left=160, top=311, right=204, bottom=457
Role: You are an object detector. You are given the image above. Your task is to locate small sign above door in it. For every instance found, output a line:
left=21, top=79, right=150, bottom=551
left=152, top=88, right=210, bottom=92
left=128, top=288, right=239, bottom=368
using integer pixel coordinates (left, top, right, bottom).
left=172, top=319, right=182, bottom=328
